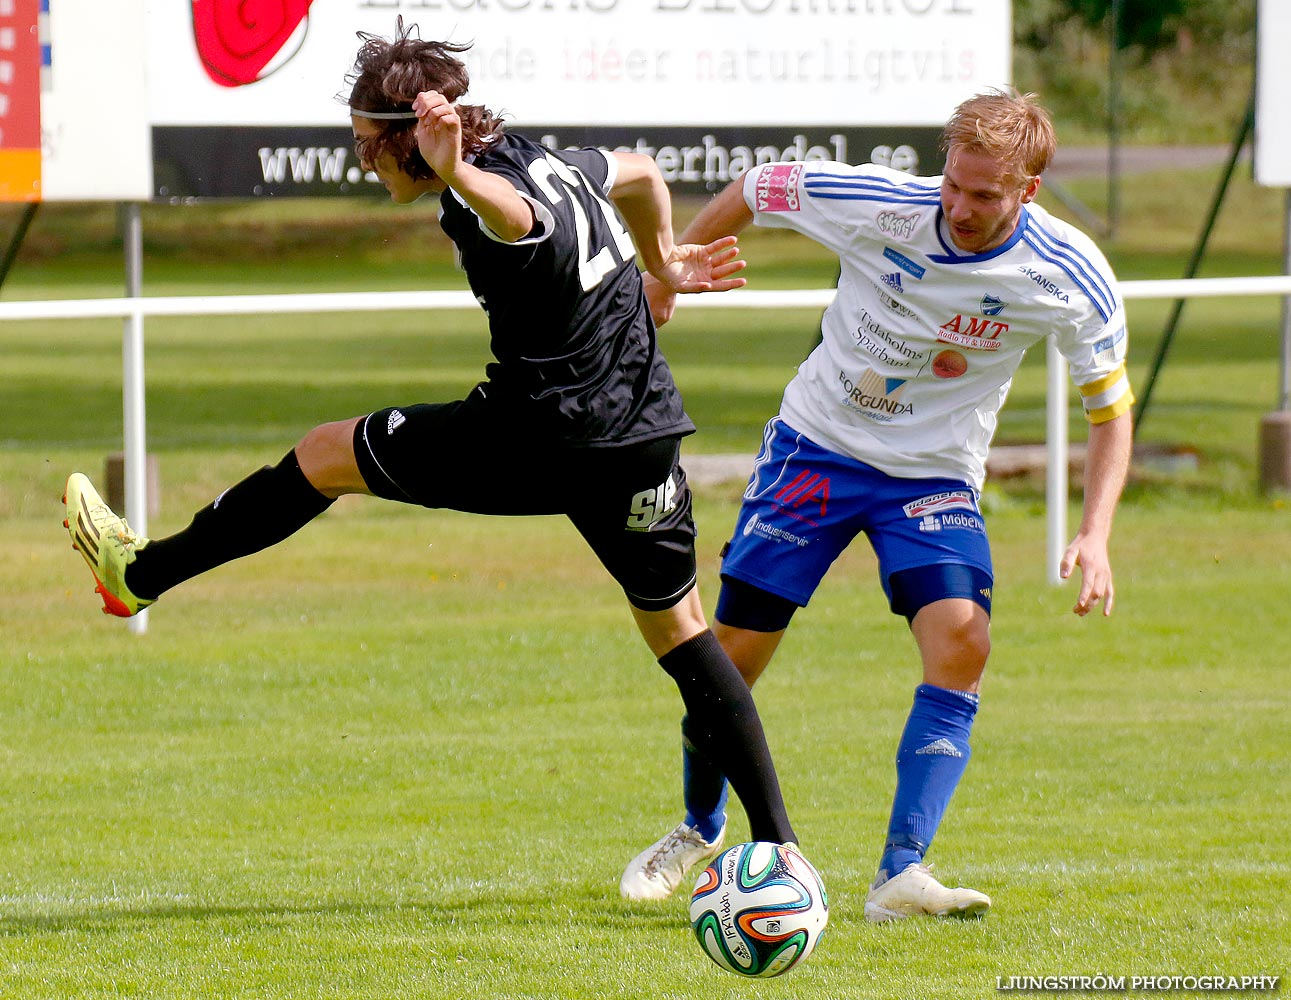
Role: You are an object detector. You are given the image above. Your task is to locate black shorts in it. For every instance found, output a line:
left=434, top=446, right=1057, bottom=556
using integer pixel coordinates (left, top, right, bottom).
left=352, top=392, right=698, bottom=612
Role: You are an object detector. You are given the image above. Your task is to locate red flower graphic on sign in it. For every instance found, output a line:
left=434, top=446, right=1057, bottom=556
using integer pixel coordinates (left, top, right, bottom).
left=191, top=0, right=316, bottom=88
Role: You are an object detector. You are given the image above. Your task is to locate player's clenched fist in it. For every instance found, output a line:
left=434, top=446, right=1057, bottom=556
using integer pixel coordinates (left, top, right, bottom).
left=412, top=90, right=462, bottom=180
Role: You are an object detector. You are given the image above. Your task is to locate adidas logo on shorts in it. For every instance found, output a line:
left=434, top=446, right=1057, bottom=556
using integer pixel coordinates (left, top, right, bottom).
left=387, top=410, right=407, bottom=435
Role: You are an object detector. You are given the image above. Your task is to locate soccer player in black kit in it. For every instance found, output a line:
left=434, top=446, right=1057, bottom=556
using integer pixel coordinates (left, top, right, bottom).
left=64, top=22, right=806, bottom=863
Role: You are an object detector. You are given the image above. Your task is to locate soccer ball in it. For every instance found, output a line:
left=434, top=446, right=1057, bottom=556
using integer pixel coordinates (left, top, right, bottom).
left=689, top=841, right=828, bottom=978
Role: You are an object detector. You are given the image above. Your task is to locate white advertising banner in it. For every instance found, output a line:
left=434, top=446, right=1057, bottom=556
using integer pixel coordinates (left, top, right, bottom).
left=42, top=0, right=151, bottom=200
left=1, top=0, right=151, bottom=202
left=148, top=0, right=1010, bottom=129
left=1255, top=0, right=1291, bottom=188
left=10, top=0, right=1008, bottom=200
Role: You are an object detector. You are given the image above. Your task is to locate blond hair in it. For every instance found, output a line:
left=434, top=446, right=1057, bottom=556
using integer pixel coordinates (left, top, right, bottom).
left=940, top=89, right=1057, bottom=183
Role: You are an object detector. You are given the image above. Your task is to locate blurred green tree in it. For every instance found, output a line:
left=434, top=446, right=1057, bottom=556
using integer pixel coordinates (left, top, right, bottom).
left=1013, top=0, right=1256, bottom=142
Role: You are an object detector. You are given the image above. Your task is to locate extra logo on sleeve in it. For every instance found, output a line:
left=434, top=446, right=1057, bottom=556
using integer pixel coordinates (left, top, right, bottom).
left=755, top=164, right=803, bottom=213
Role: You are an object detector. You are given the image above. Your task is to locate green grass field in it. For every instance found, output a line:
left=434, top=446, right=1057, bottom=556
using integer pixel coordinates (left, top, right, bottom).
left=2, top=163, right=1289, bottom=997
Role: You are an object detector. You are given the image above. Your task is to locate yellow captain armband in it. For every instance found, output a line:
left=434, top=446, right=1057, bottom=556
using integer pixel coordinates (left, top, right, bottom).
left=1078, top=364, right=1135, bottom=424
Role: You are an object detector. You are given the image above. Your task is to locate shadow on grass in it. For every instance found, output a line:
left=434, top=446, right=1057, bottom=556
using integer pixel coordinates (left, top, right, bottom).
left=0, top=886, right=688, bottom=939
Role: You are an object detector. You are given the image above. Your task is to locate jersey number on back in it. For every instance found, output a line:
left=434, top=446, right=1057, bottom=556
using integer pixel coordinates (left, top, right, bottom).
left=528, top=154, right=636, bottom=292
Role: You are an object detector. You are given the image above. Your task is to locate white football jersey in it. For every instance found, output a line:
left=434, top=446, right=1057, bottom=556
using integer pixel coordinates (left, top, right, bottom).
left=743, top=161, right=1134, bottom=489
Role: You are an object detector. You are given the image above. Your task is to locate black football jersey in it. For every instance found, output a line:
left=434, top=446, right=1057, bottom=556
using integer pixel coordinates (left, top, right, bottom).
left=437, top=132, right=694, bottom=447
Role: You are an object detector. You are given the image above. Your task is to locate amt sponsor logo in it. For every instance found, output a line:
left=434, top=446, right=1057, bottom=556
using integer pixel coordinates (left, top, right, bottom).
left=937, top=313, right=1007, bottom=351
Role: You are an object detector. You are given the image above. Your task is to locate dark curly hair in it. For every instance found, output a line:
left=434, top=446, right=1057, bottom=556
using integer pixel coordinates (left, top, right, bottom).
left=346, top=19, right=505, bottom=181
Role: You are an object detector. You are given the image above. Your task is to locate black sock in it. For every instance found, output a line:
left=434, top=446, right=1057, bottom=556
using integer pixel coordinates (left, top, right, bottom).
left=658, top=629, right=796, bottom=845
left=125, top=450, right=334, bottom=599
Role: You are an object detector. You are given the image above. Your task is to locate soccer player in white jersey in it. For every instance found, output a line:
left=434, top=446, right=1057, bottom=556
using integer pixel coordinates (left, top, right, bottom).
left=621, top=90, right=1134, bottom=921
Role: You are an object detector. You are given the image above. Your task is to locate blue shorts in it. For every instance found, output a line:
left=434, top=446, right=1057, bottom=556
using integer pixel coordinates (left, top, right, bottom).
left=719, top=419, right=994, bottom=619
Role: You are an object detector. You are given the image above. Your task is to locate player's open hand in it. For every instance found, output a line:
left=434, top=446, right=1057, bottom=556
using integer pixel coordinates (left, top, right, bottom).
left=412, top=90, right=463, bottom=181
left=656, top=236, right=748, bottom=296
left=1060, top=534, right=1115, bottom=617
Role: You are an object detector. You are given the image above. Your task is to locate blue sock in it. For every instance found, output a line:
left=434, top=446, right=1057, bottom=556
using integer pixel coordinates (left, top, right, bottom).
left=680, top=715, right=728, bottom=844
left=878, top=684, right=979, bottom=880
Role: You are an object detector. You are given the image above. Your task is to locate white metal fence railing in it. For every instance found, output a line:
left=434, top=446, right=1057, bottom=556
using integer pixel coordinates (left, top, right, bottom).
left=6, top=274, right=1291, bottom=634
left=4, top=274, right=1291, bottom=321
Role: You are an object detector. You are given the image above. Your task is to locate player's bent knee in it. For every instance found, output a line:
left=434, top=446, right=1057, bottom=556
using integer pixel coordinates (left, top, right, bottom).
left=630, top=584, right=708, bottom=659
left=296, top=418, right=366, bottom=497
left=944, top=613, right=991, bottom=666
left=912, top=598, right=991, bottom=687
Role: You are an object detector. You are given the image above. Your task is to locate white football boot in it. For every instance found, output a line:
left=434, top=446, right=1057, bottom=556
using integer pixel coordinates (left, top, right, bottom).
left=864, top=863, right=990, bottom=923
left=619, top=821, right=725, bottom=901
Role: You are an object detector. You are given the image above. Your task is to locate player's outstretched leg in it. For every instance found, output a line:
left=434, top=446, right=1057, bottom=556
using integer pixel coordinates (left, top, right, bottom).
left=63, top=473, right=155, bottom=618
left=63, top=450, right=336, bottom=617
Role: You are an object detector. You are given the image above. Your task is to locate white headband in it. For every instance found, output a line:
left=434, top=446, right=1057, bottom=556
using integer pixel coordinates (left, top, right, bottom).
left=349, top=107, right=418, bottom=120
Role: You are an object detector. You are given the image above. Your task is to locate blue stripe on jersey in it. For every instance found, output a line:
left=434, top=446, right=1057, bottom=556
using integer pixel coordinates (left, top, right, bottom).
left=805, top=168, right=939, bottom=192
left=809, top=191, right=941, bottom=206
left=1022, top=218, right=1117, bottom=322
left=804, top=172, right=940, bottom=204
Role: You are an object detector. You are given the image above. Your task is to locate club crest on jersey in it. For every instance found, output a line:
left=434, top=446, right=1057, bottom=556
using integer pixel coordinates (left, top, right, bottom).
left=937, top=313, right=1008, bottom=351
left=626, top=474, right=679, bottom=531
left=903, top=490, right=977, bottom=518
left=980, top=293, right=1007, bottom=316
left=755, top=164, right=803, bottom=213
